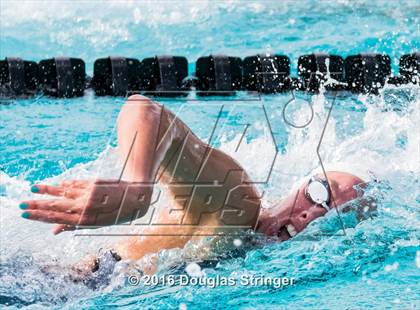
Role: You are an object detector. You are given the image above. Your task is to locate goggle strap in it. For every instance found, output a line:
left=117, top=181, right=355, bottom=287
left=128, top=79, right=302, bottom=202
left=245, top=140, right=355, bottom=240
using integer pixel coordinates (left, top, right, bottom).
left=321, top=201, right=331, bottom=212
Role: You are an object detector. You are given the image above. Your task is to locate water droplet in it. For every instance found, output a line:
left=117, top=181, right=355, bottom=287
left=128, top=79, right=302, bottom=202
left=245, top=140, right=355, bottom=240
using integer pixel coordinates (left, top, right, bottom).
left=233, top=239, right=242, bottom=247
left=384, top=262, right=399, bottom=272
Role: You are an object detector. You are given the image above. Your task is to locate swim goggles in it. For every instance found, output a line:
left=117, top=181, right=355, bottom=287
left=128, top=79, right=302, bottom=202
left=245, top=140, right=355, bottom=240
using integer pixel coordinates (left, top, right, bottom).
left=304, top=176, right=332, bottom=212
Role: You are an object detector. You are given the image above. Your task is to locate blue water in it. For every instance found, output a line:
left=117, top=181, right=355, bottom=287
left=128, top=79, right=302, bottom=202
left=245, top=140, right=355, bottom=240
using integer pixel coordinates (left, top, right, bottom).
left=1, top=1, right=419, bottom=309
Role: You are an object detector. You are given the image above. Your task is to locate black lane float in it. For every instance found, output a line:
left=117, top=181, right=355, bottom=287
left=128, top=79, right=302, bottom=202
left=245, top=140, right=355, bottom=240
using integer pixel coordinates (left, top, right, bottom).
left=0, top=52, right=418, bottom=98
left=38, top=57, right=86, bottom=97
left=396, top=52, right=419, bottom=85
left=140, top=55, right=189, bottom=97
left=92, top=57, right=142, bottom=96
left=195, top=55, right=243, bottom=96
left=298, top=53, right=346, bottom=92
left=243, top=54, right=290, bottom=93
left=345, top=53, right=391, bottom=94
left=0, top=57, right=39, bottom=96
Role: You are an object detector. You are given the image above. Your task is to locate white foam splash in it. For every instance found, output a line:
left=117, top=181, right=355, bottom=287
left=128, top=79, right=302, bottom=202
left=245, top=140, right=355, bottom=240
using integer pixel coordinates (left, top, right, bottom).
left=185, top=262, right=204, bottom=277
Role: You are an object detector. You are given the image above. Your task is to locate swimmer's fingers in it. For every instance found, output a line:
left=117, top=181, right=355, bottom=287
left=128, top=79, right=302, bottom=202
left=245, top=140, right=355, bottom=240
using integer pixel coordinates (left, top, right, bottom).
left=31, top=184, right=65, bottom=196
left=31, top=184, right=86, bottom=199
left=53, top=224, right=76, bottom=235
left=60, top=180, right=93, bottom=189
left=22, top=199, right=83, bottom=214
left=22, top=210, right=83, bottom=225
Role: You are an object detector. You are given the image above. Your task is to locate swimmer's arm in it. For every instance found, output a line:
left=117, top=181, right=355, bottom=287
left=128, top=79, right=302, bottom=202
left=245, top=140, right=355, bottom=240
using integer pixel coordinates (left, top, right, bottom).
left=20, top=95, right=258, bottom=234
left=20, top=96, right=187, bottom=233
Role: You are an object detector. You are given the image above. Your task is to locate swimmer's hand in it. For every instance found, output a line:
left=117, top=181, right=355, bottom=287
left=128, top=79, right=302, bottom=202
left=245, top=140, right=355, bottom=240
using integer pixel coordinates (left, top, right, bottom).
left=20, top=180, right=153, bottom=234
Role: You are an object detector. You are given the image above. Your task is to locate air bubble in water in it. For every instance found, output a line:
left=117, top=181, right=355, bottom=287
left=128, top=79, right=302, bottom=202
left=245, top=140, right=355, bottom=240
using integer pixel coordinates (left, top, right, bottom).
left=233, top=239, right=242, bottom=247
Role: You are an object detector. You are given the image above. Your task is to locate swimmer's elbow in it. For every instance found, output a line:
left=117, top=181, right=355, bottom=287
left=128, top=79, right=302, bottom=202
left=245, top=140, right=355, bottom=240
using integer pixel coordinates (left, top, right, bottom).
left=119, top=95, right=162, bottom=125
left=126, top=94, right=153, bottom=103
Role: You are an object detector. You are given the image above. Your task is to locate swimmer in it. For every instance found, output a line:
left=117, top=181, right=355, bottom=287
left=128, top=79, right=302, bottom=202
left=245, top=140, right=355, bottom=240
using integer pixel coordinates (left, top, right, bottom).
left=20, top=95, right=374, bottom=268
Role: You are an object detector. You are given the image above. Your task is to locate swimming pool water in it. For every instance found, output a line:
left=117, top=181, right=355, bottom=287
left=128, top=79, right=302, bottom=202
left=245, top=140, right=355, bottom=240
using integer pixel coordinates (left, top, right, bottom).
left=0, top=1, right=419, bottom=309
